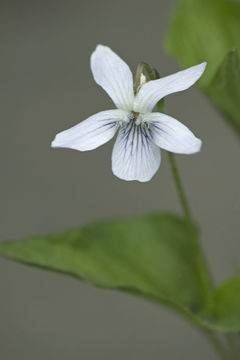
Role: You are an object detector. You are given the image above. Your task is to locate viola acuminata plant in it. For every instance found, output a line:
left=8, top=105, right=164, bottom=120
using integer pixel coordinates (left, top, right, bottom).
left=1, top=2, right=240, bottom=358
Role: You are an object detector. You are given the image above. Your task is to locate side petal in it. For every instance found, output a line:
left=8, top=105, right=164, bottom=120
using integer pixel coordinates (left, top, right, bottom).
left=112, top=122, right=161, bottom=182
left=91, top=45, right=134, bottom=111
left=134, top=62, right=207, bottom=113
left=143, top=112, right=202, bottom=154
left=51, top=110, right=128, bottom=151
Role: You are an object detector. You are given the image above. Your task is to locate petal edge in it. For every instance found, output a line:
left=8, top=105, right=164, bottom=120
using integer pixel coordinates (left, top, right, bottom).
left=134, top=62, right=207, bottom=113
left=91, top=45, right=135, bottom=111
left=51, top=109, right=128, bottom=152
left=143, top=112, right=202, bottom=154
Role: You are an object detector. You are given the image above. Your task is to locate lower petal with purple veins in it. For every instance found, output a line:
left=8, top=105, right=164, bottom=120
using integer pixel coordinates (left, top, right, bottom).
left=112, top=121, right=161, bottom=182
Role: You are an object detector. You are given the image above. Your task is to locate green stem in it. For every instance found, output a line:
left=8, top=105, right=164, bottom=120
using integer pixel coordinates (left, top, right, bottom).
left=167, top=152, right=191, bottom=221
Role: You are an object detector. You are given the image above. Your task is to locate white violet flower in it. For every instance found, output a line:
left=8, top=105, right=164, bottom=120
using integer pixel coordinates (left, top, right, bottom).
left=51, top=45, right=206, bottom=182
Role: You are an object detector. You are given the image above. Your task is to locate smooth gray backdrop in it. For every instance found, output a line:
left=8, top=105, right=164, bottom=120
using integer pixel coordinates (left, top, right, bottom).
left=1, top=0, right=240, bottom=359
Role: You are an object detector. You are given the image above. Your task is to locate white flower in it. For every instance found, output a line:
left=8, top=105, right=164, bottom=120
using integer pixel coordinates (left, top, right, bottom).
left=51, top=45, right=206, bottom=182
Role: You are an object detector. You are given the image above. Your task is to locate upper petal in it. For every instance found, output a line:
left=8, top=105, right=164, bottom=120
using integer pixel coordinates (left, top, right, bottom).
left=51, top=109, right=128, bottom=151
left=143, top=112, right=202, bottom=154
left=133, top=62, right=207, bottom=113
left=91, top=45, right=135, bottom=111
left=112, top=122, right=161, bottom=182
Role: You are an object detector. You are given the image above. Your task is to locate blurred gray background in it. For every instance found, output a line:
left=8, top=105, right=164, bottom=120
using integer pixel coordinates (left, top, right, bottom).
left=1, top=0, right=240, bottom=359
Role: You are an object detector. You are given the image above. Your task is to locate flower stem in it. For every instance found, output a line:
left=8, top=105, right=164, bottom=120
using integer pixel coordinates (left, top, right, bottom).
left=167, top=152, right=191, bottom=221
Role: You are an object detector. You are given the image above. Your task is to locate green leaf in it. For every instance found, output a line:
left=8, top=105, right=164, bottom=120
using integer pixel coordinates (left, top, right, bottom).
left=166, top=0, right=240, bottom=135
left=211, top=277, right=240, bottom=332
left=2, top=213, right=239, bottom=332
left=0, top=213, right=212, bottom=325
left=206, top=48, right=240, bottom=135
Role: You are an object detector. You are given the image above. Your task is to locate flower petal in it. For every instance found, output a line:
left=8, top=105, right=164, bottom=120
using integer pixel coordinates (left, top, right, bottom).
left=112, top=122, right=161, bottom=182
left=91, top=45, right=135, bottom=111
left=51, top=109, right=128, bottom=151
left=133, top=62, right=207, bottom=113
left=143, top=112, right=202, bottom=154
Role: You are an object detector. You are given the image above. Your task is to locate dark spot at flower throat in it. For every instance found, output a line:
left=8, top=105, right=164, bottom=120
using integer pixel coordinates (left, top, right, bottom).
left=129, top=111, right=140, bottom=123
